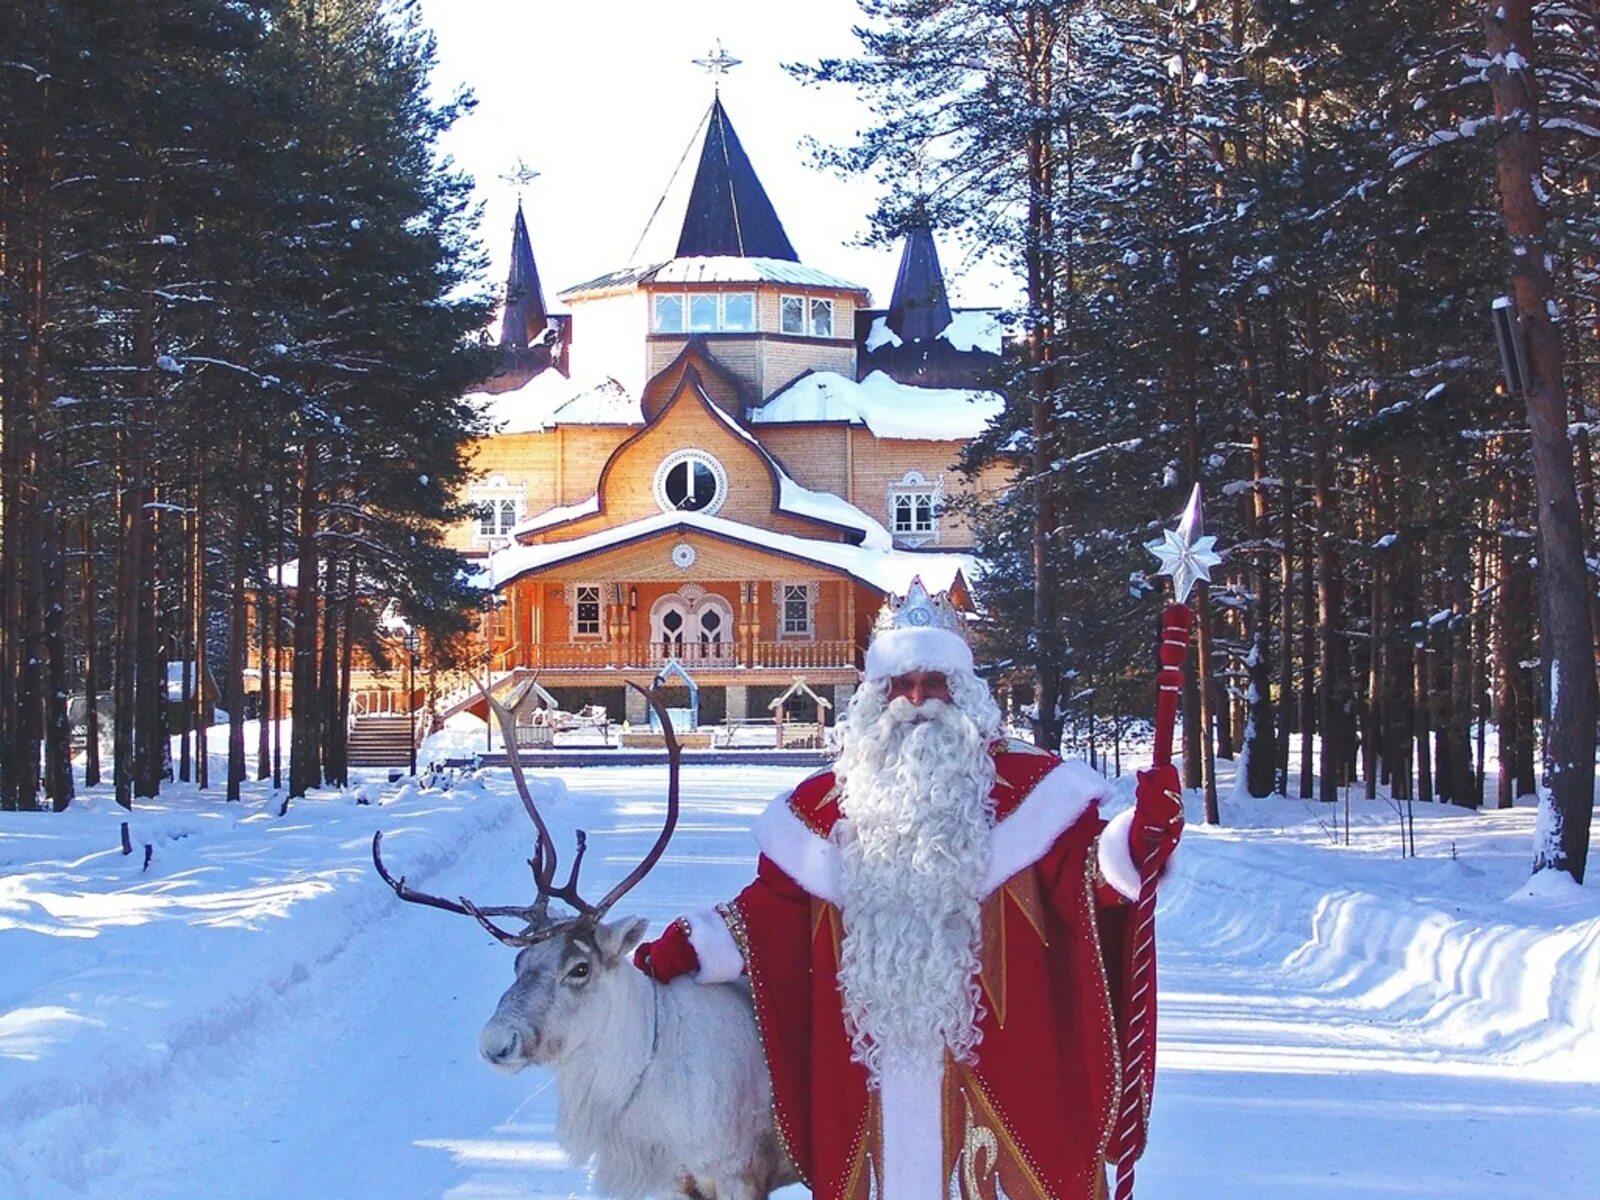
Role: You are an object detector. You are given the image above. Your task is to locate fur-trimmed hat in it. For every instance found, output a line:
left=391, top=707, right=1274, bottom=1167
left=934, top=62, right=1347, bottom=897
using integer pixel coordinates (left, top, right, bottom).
left=864, top=577, right=974, bottom=680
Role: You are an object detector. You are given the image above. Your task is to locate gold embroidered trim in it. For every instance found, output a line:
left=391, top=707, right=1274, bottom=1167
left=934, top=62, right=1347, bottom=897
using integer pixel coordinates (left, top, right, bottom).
left=1083, top=850, right=1125, bottom=1184
left=1089, top=833, right=1110, bottom=893
left=714, top=901, right=750, bottom=964
left=959, top=1069, right=1053, bottom=1200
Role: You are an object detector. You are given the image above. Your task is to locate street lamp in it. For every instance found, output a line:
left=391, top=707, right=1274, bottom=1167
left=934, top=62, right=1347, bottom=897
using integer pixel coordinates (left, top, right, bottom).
left=404, top=628, right=420, bottom=777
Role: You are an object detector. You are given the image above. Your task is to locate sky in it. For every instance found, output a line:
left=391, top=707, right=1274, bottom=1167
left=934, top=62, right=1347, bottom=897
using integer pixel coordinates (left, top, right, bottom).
left=417, top=0, right=1013, bottom=314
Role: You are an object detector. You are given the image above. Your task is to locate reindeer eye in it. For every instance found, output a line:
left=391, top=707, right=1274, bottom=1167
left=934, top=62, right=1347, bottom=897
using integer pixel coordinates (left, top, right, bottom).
left=567, top=961, right=590, bottom=981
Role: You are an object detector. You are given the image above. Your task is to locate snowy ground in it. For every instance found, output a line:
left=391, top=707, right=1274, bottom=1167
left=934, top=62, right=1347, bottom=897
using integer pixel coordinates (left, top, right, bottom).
left=2, top=728, right=1597, bottom=1199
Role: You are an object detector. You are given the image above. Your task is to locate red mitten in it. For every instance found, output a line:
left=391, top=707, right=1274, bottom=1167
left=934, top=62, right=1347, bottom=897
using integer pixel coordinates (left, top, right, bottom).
left=633, top=918, right=699, bottom=982
left=1133, top=763, right=1184, bottom=876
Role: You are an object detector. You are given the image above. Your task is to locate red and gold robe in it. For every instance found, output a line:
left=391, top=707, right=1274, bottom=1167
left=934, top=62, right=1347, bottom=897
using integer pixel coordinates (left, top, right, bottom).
left=685, top=743, right=1153, bottom=1200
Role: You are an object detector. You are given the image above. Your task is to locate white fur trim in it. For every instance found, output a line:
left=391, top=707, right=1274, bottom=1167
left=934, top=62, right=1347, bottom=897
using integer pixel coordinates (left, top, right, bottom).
left=880, top=1060, right=946, bottom=1200
left=864, top=626, right=974, bottom=680
left=1096, top=808, right=1141, bottom=901
left=752, top=791, right=843, bottom=904
left=980, top=759, right=1111, bottom=895
left=686, top=907, right=745, bottom=984
left=752, top=760, right=1111, bottom=904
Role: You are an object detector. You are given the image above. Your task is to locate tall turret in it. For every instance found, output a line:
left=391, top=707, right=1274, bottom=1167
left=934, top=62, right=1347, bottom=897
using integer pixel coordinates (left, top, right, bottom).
left=884, top=215, right=953, bottom=344
left=675, top=95, right=798, bottom=261
left=501, top=200, right=550, bottom=350
left=856, top=218, right=1002, bottom=389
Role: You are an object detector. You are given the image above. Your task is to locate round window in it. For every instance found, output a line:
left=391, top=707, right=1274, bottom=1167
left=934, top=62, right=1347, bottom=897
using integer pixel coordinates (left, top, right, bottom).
left=653, top=450, right=728, bottom=516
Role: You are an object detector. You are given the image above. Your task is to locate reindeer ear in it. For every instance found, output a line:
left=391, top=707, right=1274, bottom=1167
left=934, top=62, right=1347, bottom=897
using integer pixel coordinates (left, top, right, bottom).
left=596, top=915, right=650, bottom=963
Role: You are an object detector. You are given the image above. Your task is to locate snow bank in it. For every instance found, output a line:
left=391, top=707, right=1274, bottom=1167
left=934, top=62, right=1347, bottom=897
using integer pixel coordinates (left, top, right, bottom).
left=1144, top=785, right=1600, bottom=1078
left=0, top=773, right=561, bottom=1192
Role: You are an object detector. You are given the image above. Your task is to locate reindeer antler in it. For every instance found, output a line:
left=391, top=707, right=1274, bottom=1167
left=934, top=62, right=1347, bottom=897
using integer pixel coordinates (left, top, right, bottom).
left=371, top=675, right=682, bottom=947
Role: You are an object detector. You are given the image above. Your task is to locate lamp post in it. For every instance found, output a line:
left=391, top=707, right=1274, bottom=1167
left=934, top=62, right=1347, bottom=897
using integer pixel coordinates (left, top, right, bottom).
left=404, top=629, right=419, bottom=777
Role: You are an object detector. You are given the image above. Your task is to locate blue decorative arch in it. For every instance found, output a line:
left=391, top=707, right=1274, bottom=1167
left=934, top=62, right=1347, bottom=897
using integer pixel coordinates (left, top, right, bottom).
left=651, top=658, right=699, bottom=731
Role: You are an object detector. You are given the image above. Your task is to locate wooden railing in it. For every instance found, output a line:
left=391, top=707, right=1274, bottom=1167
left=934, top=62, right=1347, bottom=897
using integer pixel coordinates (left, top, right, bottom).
left=495, top=639, right=859, bottom=672
left=751, top=640, right=857, bottom=670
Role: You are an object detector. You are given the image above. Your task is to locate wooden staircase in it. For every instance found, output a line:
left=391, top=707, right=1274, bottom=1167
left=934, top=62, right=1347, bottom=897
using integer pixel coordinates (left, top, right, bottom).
left=347, top=714, right=415, bottom=769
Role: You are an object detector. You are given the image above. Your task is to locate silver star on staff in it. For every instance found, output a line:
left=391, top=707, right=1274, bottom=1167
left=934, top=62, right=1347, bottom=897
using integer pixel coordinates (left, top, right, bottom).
left=1145, top=483, right=1221, bottom=604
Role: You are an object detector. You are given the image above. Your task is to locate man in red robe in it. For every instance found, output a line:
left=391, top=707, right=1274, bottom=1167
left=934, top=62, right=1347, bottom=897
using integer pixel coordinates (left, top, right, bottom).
left=638, top=581, right=1182, bottom=1200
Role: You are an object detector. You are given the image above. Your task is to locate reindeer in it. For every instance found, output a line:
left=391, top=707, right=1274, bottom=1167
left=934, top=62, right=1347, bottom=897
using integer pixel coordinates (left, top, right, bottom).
left=373, top=682, right=795, bottom=1200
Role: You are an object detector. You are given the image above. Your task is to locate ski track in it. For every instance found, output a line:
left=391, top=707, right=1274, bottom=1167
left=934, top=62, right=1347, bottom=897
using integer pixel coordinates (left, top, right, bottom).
left=6, top=762, right=1597, bottom=1199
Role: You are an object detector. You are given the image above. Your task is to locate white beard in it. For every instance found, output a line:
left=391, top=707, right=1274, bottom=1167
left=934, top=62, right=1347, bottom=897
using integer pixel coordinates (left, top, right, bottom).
left=833, top=681, right=999, bottom=1084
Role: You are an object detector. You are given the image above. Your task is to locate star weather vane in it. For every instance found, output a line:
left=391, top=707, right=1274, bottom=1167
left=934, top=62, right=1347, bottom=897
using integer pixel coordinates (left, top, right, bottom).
left=692, top=40, right=742, bottom=89
left=499, top=158, right=540, bottom=200
left=1145, top=483, right=1222, bottom=604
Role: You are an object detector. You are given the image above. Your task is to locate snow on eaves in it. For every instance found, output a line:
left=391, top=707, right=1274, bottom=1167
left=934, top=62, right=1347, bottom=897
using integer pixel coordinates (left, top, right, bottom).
left=777, top=477, right=893, bottom=550
left=865, top=316, right=903, bottom=352
left=559, top=256, right=868, bottom=298
left=490, top=510, right=971, bottom=597
left=463, top=372, right=642, bottom=434
left=938, top=310, right=1002, bottom=355
left=509, top=493, right=601, bottom=538
left=751, top=371, right=1004, bottom=441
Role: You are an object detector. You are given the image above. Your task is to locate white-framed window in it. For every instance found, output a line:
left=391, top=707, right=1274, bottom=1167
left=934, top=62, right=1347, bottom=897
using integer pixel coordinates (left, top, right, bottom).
left=653, top=449, right=728, bottom=515
left=689, top=293, right=719, bottom=332
left=654, top=291, right=758, bottom=334
left=653, top=294, right=685, bottom=333
left=573, top=584, right=603, bottom=639
left=780, top=294, right=836, bottom=337
left=780, top=295, right=805, bottom=335
left=892, top=492, right=936, bottom=535
left=783, top=585, right=811, bottom=636
left=722, top=292, right=755, bottom=330
left=467, top=475, right=526, bottom=548
left=810, top=297, right=834, bottom=337
left=773, top=581, right=818, bottom=640
left=887, top=471, right=942, bottom=543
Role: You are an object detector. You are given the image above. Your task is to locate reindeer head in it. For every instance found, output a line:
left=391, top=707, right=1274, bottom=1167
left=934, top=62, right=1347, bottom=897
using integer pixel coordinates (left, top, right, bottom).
left=477, top=914, right=649, bottom=1072
left=373, top=679, right=680, bottom=1073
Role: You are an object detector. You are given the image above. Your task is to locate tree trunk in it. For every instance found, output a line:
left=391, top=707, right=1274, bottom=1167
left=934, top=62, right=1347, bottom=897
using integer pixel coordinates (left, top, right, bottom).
left=194, top=469, right=210, bottom=790
left=1024, top=9, right=1062, bottom=755
left=289, top=445, right=321, bottom=797
left=1485, top=0, right=1598, bottom=881
left=81, top=518, right=101, bottom=789
left=40, top=435, right=73, bottom=811
left=227, top=480, right=249, bottom=802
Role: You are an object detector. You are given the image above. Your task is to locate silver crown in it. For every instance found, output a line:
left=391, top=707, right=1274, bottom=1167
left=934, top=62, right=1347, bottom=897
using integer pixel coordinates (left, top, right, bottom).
left=872, top=576, right=970, bottom=639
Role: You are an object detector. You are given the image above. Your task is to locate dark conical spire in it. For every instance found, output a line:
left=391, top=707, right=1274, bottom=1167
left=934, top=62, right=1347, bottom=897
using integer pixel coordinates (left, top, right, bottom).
left=886, top=215, right=952, bottom=344
left=501, top=201, right=549, bottom=349
left=676, top=96, right=798, bottom=261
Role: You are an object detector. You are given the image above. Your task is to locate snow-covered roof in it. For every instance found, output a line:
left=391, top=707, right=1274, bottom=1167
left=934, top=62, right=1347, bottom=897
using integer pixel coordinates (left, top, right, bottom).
left=865, top=316, right=903, bottom=352
left=752, top=371, right=1004, bottom=441
left=464, top=372, right=642, bottom=434
left=490, top=510, right=973, bottom=597
left=777, top=477, right=893, bottom=550
left=510, top=493, right=602, bottom=537
left=939, top=310, right=1003, bottom=355
left=864, top=309, right=1002, bottom=356
left=510, top=472, right=893, bottom=550
left=560, top=256, right=867, bottom=299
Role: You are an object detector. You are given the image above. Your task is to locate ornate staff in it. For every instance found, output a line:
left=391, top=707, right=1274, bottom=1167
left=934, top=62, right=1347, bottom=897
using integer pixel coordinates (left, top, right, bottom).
left=1110, top=484, right=1219, bottom=1200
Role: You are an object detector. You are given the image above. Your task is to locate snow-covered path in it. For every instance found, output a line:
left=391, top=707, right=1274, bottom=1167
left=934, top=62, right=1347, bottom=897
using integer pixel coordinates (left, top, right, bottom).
left=4, top=760, right=1597, bottom=1199
left=1148, top=851, right=1600, bottom=1198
